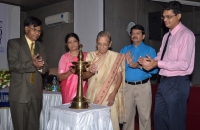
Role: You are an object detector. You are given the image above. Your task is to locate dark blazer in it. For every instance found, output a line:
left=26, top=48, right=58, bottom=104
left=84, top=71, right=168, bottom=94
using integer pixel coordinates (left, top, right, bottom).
left=7, top=36, right=49, bottom=103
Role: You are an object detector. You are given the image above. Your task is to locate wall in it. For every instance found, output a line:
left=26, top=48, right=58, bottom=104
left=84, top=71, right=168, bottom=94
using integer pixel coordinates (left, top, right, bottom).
left=26, top=0, right=74, bottom=68
left=104, top=0, right=163, bottom=52
left=0, top=3, right=20, bottom=69
left=104, top=0, right=163, bottom=83
left=135, top=0, right=163, bottom=53
left=20, top=12, right=26, bottom=37
left=104, top=0, right=136, bottom=52
left=182, top=11, right=200, bottom=85
left=74, top=0, right=103, bottom=52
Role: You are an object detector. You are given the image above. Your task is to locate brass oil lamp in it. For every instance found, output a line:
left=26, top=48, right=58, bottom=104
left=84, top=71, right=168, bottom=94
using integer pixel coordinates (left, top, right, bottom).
left=69, top=44, right=90, bottom=109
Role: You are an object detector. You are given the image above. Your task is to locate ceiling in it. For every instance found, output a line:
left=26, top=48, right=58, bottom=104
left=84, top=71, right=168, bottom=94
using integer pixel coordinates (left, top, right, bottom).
left=0, top=0, right=67, bottom=12
left=1, top=0, right=200, bottom=12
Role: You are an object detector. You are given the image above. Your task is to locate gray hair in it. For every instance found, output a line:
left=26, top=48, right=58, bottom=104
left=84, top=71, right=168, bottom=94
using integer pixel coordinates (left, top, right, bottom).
left=96, top=31, right=112, bottom=43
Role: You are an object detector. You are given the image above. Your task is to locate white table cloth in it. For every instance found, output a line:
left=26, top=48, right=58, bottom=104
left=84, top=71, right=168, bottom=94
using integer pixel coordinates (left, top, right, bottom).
left=40, top=91, right=62, bottom=130
left=47, top=103, right=113, bottom=130
left=0, top=89, right=62, bottom=130
left=0, top=107, right=13, bottom=130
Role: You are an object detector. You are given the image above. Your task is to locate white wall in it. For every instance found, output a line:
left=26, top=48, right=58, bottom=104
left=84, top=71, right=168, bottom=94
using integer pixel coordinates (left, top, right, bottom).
left=0, top=3, right=20, bottom=69
left=74, top=0, right=104, bottom=52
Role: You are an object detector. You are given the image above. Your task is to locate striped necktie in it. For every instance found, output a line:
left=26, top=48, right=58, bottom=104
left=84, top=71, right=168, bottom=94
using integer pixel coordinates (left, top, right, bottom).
left=30, top=42, right=34, bottom=85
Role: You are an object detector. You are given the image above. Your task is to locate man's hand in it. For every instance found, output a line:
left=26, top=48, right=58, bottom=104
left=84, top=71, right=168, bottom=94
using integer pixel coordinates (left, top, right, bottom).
left=125, top=51, right=141, bottom=68
left=32, top=54, right=44, bottom=69
left=129, top=62, right=141, bottom=68
left=125, top=51, right=133, bottom=64
left=138, top=55, right=157, bottom=71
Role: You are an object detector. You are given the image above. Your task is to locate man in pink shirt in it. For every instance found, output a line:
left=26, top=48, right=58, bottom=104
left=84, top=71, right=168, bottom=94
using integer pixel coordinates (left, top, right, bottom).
left=138, top=1, right=195, bottom=130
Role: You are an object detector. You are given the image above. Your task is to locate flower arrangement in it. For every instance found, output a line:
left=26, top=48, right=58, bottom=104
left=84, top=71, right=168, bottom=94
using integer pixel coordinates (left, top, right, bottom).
left=0, top=69, right=10, bottom=89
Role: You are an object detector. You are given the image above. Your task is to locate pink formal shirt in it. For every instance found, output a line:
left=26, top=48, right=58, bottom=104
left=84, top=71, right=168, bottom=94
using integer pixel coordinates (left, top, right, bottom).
left=155, top=22, right=195, bottom=77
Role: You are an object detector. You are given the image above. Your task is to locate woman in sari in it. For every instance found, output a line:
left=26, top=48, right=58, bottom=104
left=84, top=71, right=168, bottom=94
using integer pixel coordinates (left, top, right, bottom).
left=58, top=33, right=87, bottom=104
left=83, top=31, right=126, bottom=130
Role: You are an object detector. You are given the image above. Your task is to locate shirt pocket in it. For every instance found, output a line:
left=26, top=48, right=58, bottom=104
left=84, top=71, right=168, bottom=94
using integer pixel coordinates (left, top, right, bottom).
left=167, top=46, right=178, bottom=60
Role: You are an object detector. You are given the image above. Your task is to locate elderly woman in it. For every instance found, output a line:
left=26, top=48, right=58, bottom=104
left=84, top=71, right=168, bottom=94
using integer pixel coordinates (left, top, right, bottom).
left=58, top=33, right=88, bottom=104
left=83, top=31, right=126, bottom=130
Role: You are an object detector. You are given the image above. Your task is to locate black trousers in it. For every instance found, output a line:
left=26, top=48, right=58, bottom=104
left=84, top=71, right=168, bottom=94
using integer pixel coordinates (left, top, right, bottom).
left=154, top=76, right=190, bottom=130
left=10, top=97, right=42, bottom=130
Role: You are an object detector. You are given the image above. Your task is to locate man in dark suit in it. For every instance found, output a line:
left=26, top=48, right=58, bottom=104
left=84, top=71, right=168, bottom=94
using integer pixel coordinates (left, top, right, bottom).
left=7, top=16, right=48, bottom=130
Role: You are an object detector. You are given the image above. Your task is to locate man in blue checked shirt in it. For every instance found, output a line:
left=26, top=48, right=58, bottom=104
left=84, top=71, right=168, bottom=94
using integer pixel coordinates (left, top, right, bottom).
left=120, top=24, right=158, bottom=130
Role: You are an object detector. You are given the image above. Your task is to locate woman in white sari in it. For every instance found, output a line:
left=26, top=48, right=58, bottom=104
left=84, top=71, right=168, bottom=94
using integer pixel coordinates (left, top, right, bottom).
left=84, top=31, right=126, bottom=130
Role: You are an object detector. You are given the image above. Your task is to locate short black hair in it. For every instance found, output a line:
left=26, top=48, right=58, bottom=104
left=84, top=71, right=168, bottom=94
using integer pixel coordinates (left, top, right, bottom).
left=163, top=1, right=182, bottom=15
left=130, top=24, right=145, bottom=35
left=24, top=16, right=42, bottom=27
left=65, top=33, right=80, bottom=43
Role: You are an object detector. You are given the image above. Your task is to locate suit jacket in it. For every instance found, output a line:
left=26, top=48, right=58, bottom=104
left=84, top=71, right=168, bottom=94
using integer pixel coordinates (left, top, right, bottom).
left=7, top=36, right=49, bottom=103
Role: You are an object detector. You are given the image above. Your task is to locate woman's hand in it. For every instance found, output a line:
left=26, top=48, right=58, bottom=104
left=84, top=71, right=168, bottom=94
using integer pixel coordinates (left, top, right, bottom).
left=89, top=63, right=97, bottom=74
left=106, top=92, right=116, bottom=106
left=69, top=66, right=75, bottom=74
left=58, top=67, right=75, bottom=81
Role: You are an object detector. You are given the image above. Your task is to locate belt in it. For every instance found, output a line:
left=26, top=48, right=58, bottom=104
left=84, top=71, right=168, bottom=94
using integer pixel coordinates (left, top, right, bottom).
left=161, top=75, right=188, bottom=79
left=125, top=78, right=149, bottom=85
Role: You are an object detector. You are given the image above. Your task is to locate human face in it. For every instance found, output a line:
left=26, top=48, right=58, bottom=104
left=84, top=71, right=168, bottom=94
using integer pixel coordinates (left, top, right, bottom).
left=25, top=25, right=41, bottom=41
left=96, top=36, right=111, bottom=55
left=131, top=29, right=145, bottom=46
left=66, top=37, right=79, bottom=51
left=162, top=9, right=181, bottom=30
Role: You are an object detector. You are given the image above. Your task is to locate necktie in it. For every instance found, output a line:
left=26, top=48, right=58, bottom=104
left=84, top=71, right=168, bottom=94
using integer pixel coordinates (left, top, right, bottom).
left=157, top=33, right=171, bottom=83
left=161, top=33, right=171, bottom=60
left=30, top=43, right=34, bottom=85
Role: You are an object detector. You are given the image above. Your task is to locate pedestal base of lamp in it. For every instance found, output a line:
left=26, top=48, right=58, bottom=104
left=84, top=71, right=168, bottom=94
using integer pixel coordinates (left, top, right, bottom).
left=69, top=97, right=90, bottom=109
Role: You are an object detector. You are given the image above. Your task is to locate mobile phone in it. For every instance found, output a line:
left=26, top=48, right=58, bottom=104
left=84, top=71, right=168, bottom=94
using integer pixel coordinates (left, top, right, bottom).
left=36, top=55, right=40, bottom=60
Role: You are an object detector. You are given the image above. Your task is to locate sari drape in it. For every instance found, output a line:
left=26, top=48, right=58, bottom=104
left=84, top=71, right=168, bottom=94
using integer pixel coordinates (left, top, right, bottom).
left=58, top=52, right=88, bottom=104
left=86, top=50, right=126, bottom=130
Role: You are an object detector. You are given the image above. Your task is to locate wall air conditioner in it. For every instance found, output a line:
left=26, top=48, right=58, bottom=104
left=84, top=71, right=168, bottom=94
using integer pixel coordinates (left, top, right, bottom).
left=45, top=12, right=71, bottom=27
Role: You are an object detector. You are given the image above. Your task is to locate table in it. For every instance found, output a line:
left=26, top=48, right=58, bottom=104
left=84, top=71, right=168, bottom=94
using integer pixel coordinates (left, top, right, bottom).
left=47, top=103, right=113, bottom=130
left=0, top=88, right=62, bottom=130
left=0, top=107, right=13, bottom=130
left=40, top=91, right=62, bottom=130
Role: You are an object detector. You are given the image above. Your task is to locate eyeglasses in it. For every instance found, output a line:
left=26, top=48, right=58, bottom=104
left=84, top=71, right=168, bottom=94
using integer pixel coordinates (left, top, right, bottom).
left=29, top=27, right=42, bottom=33
left=97, top=43, right=110, bottom=47
left=161, top=15, right=176, bottom=20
